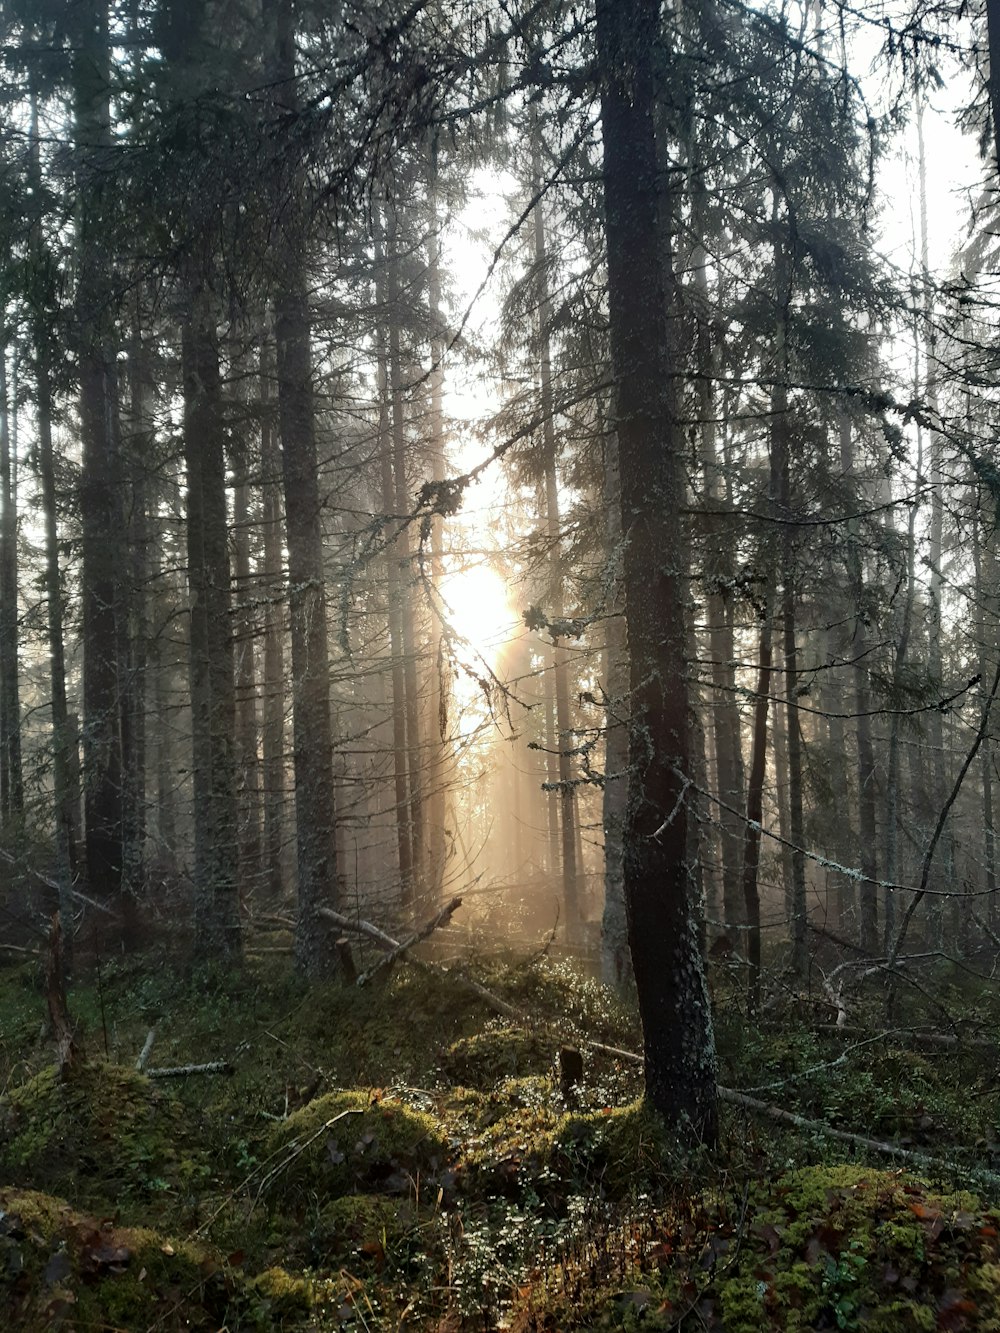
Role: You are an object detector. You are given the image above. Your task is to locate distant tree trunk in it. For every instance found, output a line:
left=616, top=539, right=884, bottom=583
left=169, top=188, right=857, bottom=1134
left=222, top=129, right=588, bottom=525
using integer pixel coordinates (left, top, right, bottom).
left=387, top=205, right=425, bottom=907
left=259, top=333, right=286, bottom=901
left=597, top=0, right=717, bottom=1141
left=231, top=363, right=263, bottom=902
left=600, top=414, right=632, bottom=990
left=182, top=300, right=241, bottom=958
left=531, top=111, right=581, bottom=939
left=0, top=345, right=22, bottom=822
left=375, top=209, right=414, bottom=907
left=269, top=0, right=340, bottom=973
left=840, top=413, right=879, bottom=952
left=690, top=168, right=745, bottom=939
left=29, top=87, right=76, bottom=948
left=743, top=614, right=773, bottom=1016
left=974, top=509, right=999, bottom=928
left=770, top=238, right=807, bottom=978
left=425, top=150, right=451, bottom=903
left=122, top=297, right=151, bottom=920
left=917, top=95, right=948, bottom=949
left=73, top=0, right=126, bottom=921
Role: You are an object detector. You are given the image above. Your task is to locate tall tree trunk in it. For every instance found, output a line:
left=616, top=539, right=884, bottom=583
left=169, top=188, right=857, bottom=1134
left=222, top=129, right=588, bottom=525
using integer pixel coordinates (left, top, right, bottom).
left=424, top=148, right=451, bottom=903
left=596, top=0, right=717, bottom=1141
left=841, top=413, right=879, bottom=952
left=29, top=87, right=77, bottom=949
left=531, top=111, right=581, bottom=939
left=0, top=346, right=22, bottom=822
left=122, top=298, right=151, bottom=926
left=73, top=0, right=126, bottom=921
left=743, top=614, right=773, bottom=1016
left=375, top=209, right=415, bottom=906
left=387, top=204, right=425, bottom=907
left=259, top=333, right=286, bottom=901
left=269, top=0, right=339, bottom=972
left=183, top=302, right=241, bottom=958
left=600, top=411, right=632, bottom=990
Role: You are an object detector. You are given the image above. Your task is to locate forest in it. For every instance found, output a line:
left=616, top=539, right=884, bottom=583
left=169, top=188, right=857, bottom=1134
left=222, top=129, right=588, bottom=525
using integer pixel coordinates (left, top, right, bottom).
left=4, top=0, right=1000, bottom=1328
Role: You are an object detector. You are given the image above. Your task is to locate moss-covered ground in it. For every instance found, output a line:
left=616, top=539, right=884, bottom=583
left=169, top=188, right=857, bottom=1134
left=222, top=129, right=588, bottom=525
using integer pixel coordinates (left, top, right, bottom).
left=1, top=946, right=1000, bottom=1328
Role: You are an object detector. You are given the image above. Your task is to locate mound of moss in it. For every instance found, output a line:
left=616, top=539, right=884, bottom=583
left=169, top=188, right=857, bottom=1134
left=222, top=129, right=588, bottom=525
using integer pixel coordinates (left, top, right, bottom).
left=0, top=1062, right=204, bottom=1211
left=514, top=1164, right=1000, bottom=1331
left=265, top=1089, right=452, bottom=1203
left=0, top=1187, right=311, bottom=1331
left=442, top=1025, right=555, bottom=1087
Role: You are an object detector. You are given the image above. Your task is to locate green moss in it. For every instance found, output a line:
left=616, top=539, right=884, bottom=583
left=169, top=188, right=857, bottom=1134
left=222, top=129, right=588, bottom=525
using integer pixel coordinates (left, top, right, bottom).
left=265, top=1089, right=451, bottom=1202
left=441, top=1024, right=555, bottom=1087
left=0, top=1061, right=201, bottom=1211
left=0, top=1187, right=302, bottom=1332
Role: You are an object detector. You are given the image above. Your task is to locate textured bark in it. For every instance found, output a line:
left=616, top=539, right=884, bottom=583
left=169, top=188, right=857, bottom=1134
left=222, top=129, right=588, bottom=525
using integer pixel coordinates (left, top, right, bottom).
left=269, top=0, right=340, bottom=973
left=600, top=420, right=631, bottom=990
left=29, top=89, right=77, bottom=941
left=73, top=0, right=126, bottom=916
left=183, top=308, right=241, bottom=958
left=387, top=206, right=425, bottom=906
left=840, top=415, right=879, bottom=953
left=424, top=155, right=451, bottom=903
left=0, top=347, right=22, bottom=822
left=743, top=615, right=773, bottom=1016
left=375, top=209, right=414, bottom=905
left=531, top=112, right=581, bottom=938
left=259, top=335, right=286, bottom=901
left=597, top=0, right=717, bottom=1141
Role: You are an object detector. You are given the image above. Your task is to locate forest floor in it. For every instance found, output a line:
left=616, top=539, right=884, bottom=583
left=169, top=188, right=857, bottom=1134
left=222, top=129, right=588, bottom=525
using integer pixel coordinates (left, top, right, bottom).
left=2, top=935, right=1000, bottom=1330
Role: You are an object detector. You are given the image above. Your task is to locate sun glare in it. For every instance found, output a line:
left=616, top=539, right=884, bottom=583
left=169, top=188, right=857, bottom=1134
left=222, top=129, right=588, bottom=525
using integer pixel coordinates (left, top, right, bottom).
left=440, top=564, right=515, bottom=664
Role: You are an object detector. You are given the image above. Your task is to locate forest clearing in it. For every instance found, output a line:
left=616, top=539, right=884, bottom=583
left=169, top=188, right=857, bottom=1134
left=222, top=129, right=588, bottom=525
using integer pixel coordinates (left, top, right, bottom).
left=3, top=0, right=1000, bottom=1326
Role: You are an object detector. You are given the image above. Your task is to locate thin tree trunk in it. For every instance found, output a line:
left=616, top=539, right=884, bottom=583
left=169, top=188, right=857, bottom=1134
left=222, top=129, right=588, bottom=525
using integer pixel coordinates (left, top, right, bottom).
left=183, top=302, right=241, bottom=958
left=259, top=333, right=286, bottom=901
left=387, top=204, right=425, bottom=906
left=743, top=614, right=773, bottom=1016
left=74, top=0, right=126, bottom=923
left=841, top=412, right=879, bottom=952
left=531, top=111, right=581, bottom=939
left=0, top=345, right=22, bottom=822
left=425, top=148, right=451, bottom=903
left=375, top=209, right=414, bottom=906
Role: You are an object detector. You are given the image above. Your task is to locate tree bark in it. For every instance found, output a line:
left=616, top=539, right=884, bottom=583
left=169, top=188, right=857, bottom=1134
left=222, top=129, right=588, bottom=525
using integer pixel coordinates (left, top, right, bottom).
left=0, top=345, right=22, bottom=823
left=531, top=110, right=582, bottom=939
left=73, top=0, right=126, bottom=920
left=259, top=333, right=286, bottom=902
left=183, top=303, right=241, bottom=958
left=268, top=0, right=339, bottom=973
left=596, top=0, right=717, bottom=1141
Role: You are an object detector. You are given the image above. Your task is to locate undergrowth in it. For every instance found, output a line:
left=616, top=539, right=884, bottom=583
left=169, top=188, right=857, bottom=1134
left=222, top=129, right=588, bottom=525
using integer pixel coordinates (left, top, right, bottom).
left=0, top=945, right=997, bottom=1329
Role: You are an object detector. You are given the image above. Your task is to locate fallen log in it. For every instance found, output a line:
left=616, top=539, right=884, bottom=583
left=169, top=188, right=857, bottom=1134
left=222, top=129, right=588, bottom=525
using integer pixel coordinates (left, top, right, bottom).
left=146, top=1061, right=232, bottom=1079
left=317, top=907, right=397, bottom=951
left=356, top=897, right=463, bottom=986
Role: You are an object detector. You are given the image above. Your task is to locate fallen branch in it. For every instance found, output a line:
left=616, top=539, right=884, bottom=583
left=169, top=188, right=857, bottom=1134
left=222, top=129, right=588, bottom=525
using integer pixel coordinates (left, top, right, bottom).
left=146, top=1061, right=232, bottom=1079
left=135, top=1027, right=156, bottom=1072
left=718, top=1087, right=1000, bottom=1189
left=317, top=906, right=398, bottom=951
left=356, top=896, right=463, bottom=986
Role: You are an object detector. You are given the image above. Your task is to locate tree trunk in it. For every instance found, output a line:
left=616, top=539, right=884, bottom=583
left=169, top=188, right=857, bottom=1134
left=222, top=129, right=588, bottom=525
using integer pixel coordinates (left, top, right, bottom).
left=375, top=208, right=415, bottom=907
left=268, top=0, right=340, bottom=973
left=259, top=333, right=286, bottom=902
left=531, top=112, right=582, bottom=940
left=182, top=302, right=241, bottom=958
left=73, top=0, right=126, bottom=920
left=387, top=204, right=425, bottom=907
left=0, top=345, right=22, bottom=822
left=596, top=0, right=717, bottom=1141
left=743, top=614, right=773, bottom=1016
